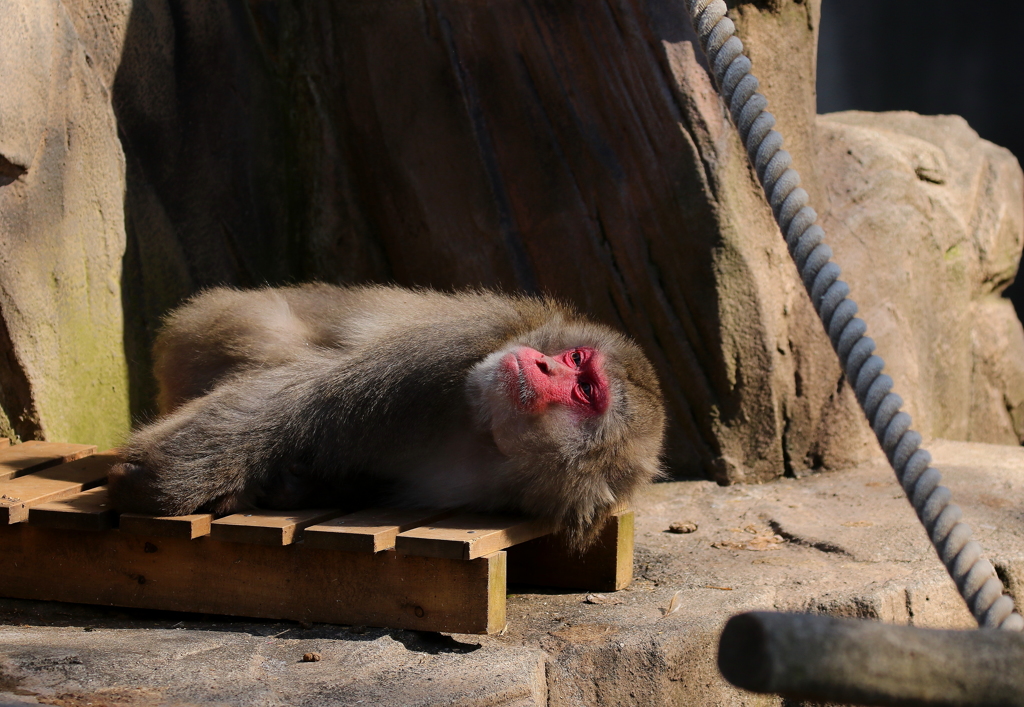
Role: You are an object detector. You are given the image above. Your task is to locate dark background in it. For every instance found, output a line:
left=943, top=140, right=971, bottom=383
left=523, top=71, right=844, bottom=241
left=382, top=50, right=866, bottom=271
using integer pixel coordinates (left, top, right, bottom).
left=817, top=0, right=1024, bottom=313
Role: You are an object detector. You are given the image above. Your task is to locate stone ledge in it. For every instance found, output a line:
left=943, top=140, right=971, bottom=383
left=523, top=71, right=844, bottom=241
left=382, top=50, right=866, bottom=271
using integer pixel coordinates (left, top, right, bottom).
left=1, top=439, right=1021, bottom=706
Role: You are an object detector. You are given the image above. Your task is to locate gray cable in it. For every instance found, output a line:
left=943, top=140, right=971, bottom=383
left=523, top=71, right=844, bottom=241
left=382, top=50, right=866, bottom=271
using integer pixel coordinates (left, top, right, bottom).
left=684, top=0, right=1023, bottom=631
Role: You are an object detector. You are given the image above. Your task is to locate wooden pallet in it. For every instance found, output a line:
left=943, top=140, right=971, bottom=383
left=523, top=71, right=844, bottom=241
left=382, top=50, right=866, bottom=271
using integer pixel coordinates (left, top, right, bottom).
left=0, top=442, right=634, bottom=634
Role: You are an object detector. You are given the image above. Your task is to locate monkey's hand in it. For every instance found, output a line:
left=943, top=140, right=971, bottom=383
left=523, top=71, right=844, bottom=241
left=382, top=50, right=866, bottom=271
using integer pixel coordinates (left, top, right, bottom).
left=108, top=364, right=319, bottom=516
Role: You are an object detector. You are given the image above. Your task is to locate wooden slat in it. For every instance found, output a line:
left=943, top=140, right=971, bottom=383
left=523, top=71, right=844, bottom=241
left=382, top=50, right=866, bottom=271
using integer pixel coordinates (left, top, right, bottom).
left=119, top=513, right=213, bottom=540
left=0, top=524, right=507, bottom=634
left=396, top=513, right=556, bottom=560
left=507, top=510, right=634, bottom=591
left=304, top=508, right=452, bottom=553
left=0, top=437, right=9, bottom=447
left=0, top=451, right=117, bottom=524
left=29, top=486, right=117, bottom=531
left=210, top=509, right=342, bottom=546
left=0, top=441, right=97, bottom=481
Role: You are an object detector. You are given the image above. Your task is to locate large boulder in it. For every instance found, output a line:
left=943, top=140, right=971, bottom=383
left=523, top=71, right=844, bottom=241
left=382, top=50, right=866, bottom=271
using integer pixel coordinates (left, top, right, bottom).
left=816, top=111, right=1024, bottom=445
left=0, top=0, right=130, bottom=448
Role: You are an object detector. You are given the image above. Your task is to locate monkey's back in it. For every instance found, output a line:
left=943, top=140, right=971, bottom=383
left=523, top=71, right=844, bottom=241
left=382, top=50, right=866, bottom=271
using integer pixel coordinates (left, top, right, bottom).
left=154, top=283, right=570, bottom=414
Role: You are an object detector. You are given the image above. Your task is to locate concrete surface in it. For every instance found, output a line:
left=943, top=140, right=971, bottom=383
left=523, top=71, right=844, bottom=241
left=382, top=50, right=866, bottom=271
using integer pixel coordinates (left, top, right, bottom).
left=1, top=439, right=1023, bottom=706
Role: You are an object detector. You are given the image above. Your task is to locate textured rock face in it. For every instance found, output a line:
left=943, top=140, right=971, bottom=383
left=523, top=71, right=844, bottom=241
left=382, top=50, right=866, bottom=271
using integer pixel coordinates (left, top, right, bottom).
left=106, top=0, right=862, bottom=482
left=816, top=111, right=1024, bottom=445
left=0, top=0, right=1021, bottom=480
left=0, top=0, right=130, bottom=448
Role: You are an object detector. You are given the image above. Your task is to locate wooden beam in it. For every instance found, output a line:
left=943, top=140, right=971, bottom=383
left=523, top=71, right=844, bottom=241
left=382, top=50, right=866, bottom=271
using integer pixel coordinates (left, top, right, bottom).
left=507, top=510, right=634, bottom=591
left=0, top=442, right=97, bottom=481
left=119, top=513, right=213, bottom=540
left=210, top=509, right=342, bottom=546
left=0, top=524, right=507, bottom=634
left=0, top=452, right=117, bottom=524
left=29, top=486, right=117, bottom=531
left=304, top=508, right=452, bottom=553
left=396, top=513, right=555, bottom=560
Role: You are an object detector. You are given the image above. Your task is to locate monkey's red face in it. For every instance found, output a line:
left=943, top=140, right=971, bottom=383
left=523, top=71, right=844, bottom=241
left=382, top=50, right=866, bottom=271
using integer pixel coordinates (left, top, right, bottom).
left=498, top=346, right=609, bottom=417
left=467, top=341, right=620, bottom=460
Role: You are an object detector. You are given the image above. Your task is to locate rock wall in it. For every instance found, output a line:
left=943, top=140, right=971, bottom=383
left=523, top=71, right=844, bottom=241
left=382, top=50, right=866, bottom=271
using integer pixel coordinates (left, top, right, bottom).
left=0, top=0, right=130, bottom=448
left=816, top=111, right=1024, bottom=446
left=0, top=0, right=1021, bottom=480
left=106, top=0, right=863, bottom=481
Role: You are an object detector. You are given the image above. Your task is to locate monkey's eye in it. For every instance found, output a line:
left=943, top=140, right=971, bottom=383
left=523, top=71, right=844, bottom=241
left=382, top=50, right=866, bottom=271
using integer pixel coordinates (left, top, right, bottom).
left=578, top=381, right=593, bottom=399
left=570, top=350, right=584, bottom=367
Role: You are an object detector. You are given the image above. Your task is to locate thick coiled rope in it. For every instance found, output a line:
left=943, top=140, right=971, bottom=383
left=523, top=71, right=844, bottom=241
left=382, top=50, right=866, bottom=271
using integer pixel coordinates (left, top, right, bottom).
left=684, top=0, right=1023, bottom=631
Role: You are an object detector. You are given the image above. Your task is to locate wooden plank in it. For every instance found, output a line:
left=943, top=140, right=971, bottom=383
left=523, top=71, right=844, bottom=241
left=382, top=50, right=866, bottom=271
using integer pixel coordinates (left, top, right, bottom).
left=0, top=451, right=117, bottom=524
left=0, top=524, right=507, bottom=634
left=210, top=509, right=342, bottom=546
left=0, top=438, right=9, bottom=447
left=28, top=486, right=118, bottom=531
left=507, top=510, right=634, bottom=591
left=396, top=513, right=556, bottom=560
left=0, top=441, right=97, bottom=481
left=119, top=513, right=213, bottom=540
left=304, top=508, right=452, bottom=553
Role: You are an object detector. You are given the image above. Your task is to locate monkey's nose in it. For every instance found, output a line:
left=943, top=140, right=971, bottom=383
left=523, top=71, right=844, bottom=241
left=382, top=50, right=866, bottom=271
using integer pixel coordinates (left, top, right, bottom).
left=536, top=355, right=573, bottom=381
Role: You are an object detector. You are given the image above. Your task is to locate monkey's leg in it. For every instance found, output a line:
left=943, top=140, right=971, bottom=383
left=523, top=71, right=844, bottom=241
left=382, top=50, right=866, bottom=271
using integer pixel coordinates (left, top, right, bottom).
left=154, top=287, right=318, bottom=413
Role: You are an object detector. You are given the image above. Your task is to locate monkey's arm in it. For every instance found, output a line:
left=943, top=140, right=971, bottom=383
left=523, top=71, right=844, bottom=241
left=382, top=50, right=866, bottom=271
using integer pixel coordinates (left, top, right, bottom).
left=111, top=357, right=348, bottom=516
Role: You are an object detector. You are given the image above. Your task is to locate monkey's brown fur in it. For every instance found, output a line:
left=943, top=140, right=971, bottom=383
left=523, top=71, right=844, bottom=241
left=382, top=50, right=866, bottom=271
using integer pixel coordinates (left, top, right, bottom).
left=109, top=284, right=666, bottom=549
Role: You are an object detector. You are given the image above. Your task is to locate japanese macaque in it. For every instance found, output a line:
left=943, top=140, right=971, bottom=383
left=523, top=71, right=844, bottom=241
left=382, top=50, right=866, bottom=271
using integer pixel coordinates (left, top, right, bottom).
left=108, top=284, right=666, bottom=548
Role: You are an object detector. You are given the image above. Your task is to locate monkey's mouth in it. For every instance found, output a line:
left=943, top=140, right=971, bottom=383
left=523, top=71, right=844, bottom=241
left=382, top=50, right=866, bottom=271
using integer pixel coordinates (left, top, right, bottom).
left=499, top=352, right=534, bottom=410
